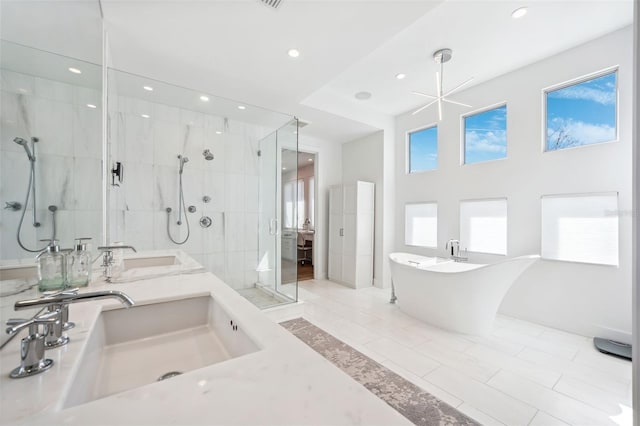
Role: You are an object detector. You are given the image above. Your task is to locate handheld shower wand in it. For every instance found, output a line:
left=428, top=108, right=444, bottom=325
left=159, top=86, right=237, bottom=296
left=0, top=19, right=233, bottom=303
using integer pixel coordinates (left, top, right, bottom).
left=13, top=137, right=35, bottom=162
left=166, top=155, right=191, bottom=245
left=13, top=136, right=55, bottom=252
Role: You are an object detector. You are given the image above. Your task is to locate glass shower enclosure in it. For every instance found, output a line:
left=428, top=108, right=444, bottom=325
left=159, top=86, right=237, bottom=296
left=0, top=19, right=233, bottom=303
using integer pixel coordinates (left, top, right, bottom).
left=255, top=119, right=299, bottom=307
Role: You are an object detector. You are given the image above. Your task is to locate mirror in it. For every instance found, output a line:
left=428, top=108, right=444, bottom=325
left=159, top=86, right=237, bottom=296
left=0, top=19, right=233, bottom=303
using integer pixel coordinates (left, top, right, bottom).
left=0, top=0, right=103, bottom=262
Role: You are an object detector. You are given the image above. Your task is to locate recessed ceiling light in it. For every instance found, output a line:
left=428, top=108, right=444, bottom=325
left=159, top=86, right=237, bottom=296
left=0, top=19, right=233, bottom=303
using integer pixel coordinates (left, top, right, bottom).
left=355, top=91, right=372, bottom=100
left=288, top=48, right=300, bottom=58
left=86, top=104, right=97, bottom=109
left=238, top=105, right=246, bottom=110
left=68, top=67, right=82, bottom=74
left=307, top=158, right=313, bottom=162
left=141, top=114, right=150, bottom=119
left=200, top=95, right=209, bottom=102
left=396, top=73, right=406, bottom=80
left=282, top=167, right=287, bottom=170
left=17, top=88, right=28, bottom=93
left=143, top=86, right=154, bottom=91
left=511, top=7, right=527, bottom=18
left=215, top=131, right=223, bottom=135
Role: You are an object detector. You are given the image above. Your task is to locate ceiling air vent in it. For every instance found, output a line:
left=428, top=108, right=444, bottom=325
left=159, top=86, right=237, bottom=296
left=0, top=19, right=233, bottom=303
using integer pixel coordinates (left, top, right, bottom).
left=259, top=0, right=283, bottom=9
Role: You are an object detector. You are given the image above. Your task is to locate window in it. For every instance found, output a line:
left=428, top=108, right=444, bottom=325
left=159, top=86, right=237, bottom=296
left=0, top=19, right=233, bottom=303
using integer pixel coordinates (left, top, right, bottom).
left=460, top=199, right=507, bottom=255
left=464, top=105, right=507, bottom=164
left=408, top=125, right=437, bottom=173
left=545, top=70, right=617, bottom=151
left=405, top=203, right=437, bottom=247
left=541, top=193, right=618, bottom=266
left=283, top=179, right=304, bottom=229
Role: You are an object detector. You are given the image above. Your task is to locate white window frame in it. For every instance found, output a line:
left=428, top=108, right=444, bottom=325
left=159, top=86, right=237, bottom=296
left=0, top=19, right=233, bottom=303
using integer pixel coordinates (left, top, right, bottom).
left=542, top=67, right=619, bottom=153
left=459, top=198, right=508, bottom=255
left=404, top=202, right=438, bottom=248
left=540, top=192, right=619, bottom=266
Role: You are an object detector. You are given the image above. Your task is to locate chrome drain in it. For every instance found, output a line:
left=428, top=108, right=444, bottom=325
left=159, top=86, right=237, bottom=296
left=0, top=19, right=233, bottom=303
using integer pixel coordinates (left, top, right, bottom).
left=157, top=371, right=183, bottom=381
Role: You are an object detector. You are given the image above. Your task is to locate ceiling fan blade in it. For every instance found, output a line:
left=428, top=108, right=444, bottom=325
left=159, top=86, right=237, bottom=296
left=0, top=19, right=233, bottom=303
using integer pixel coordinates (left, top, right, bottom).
left=442, top=98, right=473, bottom=108
left=412, top=98, right=440, bottom=115
left=411, top=91, right=437, bottom=99
left=443, top=77, right=474, bottom=97
left=437, top=97, right=443, bottom=121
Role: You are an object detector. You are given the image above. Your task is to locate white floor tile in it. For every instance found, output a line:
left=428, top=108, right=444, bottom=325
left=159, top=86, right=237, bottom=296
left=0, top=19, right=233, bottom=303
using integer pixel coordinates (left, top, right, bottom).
left=487, top=370, right=617, bottom=426
left=415, top=341, right=500, bottom=383
left=528, top=411, right=570, bottom=426
left=518, top=347, right=631, bottom=397
left=379, top=359, right=463, bottom=408
left=456, top=404, right=507, bottom=426
left=425, top=366, right=537, bottom=426
left=553, top=375, right=632, bottom=415
left=465, top=343, right=562, bottom=388
left=364, top=338, right=440, bottom=376
left=289, top=280, right=632, bottom=426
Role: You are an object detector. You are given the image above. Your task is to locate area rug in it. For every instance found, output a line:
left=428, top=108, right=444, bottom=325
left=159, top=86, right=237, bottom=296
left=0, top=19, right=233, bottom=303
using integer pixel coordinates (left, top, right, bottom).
left=280, top=318, right=479, bottom=426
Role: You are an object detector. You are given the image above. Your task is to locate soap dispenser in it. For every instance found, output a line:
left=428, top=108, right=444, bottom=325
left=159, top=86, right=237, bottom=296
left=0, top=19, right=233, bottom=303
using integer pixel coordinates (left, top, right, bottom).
left=37, top=239, right=65, bottom=292
left=67, top=237, right=92, bottom=287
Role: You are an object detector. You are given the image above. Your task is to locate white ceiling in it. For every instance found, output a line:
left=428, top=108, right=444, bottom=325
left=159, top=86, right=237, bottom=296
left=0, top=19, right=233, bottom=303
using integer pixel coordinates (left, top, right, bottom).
left=1, top=0, right=634, bottom=143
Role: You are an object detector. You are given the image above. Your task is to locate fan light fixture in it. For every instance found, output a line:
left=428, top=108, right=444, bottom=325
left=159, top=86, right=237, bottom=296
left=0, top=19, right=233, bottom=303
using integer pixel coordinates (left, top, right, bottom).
left=412, top=48, right=473, bottom=120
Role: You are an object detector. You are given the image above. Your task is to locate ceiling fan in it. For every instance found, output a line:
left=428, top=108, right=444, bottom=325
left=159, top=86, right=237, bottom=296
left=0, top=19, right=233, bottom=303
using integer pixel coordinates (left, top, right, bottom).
left=412, top=48, right=474, bottom=120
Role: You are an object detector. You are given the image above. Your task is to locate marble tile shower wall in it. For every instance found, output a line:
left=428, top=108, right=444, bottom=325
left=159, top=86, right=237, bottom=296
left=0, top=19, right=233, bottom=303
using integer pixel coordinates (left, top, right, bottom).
left=108, top=96, right=270, bottom=289
left=0, top=70, right=102, bottom=259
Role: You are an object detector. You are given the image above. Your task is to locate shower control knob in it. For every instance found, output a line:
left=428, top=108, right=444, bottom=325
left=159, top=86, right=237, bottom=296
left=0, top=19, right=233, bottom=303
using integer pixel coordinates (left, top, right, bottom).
left=4, top=202, right=21, bottom=211
left=202, top=196, right=211, bottom=203
left=188, top=206, right=196, bottom=213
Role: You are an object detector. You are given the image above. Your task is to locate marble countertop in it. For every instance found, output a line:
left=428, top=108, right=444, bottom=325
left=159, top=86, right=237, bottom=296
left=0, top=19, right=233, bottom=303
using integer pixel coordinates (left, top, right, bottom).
left=0, top=254, right=410, bottom=425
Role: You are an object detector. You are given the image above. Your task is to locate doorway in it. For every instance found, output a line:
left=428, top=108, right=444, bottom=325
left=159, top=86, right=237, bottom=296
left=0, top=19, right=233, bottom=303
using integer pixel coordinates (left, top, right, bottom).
left=281, top=150, right=316, bottom=283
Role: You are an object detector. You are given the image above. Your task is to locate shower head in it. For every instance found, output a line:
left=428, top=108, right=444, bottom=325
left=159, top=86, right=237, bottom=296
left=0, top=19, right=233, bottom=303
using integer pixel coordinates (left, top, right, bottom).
left=178, top=155, right=189, bottom=174
left=13, top=137, right=35, bottom=161
left=203, top=149, right=214, bottom=161
left=48, top=205, right=57, bottom=213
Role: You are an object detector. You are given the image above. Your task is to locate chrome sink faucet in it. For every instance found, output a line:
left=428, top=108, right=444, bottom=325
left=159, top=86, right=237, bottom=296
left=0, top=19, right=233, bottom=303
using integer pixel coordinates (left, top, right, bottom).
left=6, top=290, right=134, bottom=378
left=96, top=245, right=137, bottom=282
left=5, top=310, right=59, bottom=378
left=445, top=239, right=468, bottom=262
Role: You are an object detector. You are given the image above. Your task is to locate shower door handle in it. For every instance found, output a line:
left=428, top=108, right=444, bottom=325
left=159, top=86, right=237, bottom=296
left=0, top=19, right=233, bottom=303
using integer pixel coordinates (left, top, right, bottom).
left=269, top=219, right=279, bottom=236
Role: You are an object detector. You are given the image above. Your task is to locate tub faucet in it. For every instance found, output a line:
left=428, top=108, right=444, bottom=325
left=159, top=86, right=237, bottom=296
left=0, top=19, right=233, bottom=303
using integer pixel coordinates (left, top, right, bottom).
left=445, top=239, right=468, bottom=262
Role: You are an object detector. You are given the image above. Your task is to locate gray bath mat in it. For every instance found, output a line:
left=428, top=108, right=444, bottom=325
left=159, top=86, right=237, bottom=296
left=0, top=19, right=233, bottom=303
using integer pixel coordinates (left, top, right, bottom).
left=281, top=318, right=479, bottom=426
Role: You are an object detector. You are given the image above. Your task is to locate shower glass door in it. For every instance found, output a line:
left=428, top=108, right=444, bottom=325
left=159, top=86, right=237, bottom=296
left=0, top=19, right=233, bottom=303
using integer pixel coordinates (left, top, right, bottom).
left=256, top=118, right=298, bottom=306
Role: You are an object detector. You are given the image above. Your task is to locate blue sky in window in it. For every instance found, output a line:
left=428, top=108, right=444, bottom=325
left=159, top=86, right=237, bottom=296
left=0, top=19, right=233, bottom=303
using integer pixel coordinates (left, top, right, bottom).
left=464, top=105, right=507, bottom=164
left=409, top=126, right=437, bottom=172
left=546, top=72, right=616, bottom=150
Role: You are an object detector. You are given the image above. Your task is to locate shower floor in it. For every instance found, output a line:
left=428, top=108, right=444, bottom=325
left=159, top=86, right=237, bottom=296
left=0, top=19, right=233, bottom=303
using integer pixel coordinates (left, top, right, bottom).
left=237, top=286, right=294, bottom=310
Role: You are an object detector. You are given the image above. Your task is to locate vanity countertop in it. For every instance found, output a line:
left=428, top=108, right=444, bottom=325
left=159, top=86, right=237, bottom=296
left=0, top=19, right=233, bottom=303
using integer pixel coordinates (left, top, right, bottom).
left=0, top=258, right=410, bottom=425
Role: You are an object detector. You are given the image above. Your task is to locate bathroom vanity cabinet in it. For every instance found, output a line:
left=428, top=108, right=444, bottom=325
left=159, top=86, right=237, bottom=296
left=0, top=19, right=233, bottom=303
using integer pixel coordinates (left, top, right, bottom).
left=328, top=181, right=374, bottom=288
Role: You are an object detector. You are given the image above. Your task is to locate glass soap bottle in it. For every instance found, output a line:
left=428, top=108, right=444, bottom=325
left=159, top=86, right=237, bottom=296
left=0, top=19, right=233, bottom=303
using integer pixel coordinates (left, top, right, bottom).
left=37, top=239, right=65, bottom=292
left=67, top=237, right=92, bottom=287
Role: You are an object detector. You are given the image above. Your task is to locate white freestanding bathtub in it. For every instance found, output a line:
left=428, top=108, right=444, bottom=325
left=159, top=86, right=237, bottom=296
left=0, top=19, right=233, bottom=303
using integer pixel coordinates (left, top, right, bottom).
left=389, top=253, right=540, bottom=335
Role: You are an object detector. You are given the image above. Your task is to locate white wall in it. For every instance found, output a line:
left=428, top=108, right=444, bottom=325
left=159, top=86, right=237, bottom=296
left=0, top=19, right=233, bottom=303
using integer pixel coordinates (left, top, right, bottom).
left=107, top=93, right=272, bottom=290
left=0, top=70, right=103, bottom=259
left=298, top=134, right=342, bottom=280
left=394, top=27, right=634, bottom=341
left=342, top=130, right=384, bottom=287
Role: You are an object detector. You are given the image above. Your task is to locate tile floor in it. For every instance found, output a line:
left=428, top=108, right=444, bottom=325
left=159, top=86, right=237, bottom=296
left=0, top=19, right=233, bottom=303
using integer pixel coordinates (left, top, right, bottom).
left=267, top=279, right=633, bottom=426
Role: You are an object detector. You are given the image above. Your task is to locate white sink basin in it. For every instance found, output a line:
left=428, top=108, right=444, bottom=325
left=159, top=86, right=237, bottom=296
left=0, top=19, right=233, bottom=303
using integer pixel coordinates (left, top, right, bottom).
left=123, top=255, right=178, bottom=270
left=0, top=265, right=38, bottom=297
left=63, top=295, right=260, bottom=408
